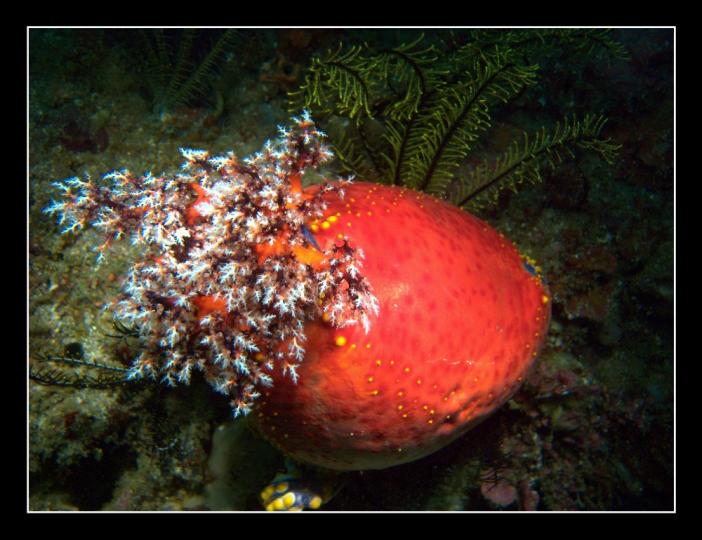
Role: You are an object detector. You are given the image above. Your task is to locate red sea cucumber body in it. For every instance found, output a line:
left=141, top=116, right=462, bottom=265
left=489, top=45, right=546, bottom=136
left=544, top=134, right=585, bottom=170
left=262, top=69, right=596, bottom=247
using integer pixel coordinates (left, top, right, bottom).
left=254, top=182, right=550, bottom=470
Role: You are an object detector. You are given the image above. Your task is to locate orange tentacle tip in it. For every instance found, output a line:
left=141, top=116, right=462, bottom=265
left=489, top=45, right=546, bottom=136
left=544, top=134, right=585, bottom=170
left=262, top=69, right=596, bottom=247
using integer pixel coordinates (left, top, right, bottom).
left=291, top=245, right=327, bottom=269
left=289, top=173, right=303, bottom=195
left=185, top=182, right=210, bottom=225
left=193, top=295, right=227, bottom=319
left=255, top=237, right=289, bottom=264
left=285, top=173, right=315, bottom=208
left=255, top=226, right=328, bottom=269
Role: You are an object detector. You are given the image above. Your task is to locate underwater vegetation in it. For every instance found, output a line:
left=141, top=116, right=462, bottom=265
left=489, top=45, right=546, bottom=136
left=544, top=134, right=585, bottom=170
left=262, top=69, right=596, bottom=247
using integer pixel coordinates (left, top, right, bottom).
left=134, top=29, right=241, bottom=117
left=290, top=29, right=624, bottom=210
left=28, top=28, right=673, bottom=511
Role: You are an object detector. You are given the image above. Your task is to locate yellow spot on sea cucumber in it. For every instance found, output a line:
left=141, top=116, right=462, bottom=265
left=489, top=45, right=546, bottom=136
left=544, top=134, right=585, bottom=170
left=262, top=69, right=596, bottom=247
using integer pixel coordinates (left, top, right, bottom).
left=542, top=295, right=550, bottom=304
left=335, top=336, right=347, bottom=347
left=309, top=496, right=322, bottom=509
left=365, top=343, right=372, bottom=349
left=327, top=215, right=338, bottom=223
left=375, top=359, right=382, bottom=366
left=282, top=492, right=296, bottom=507
left=321, top=221, right=331, bottom=230
left=310, top=223, right=319, bottom=233
left=367, top=376, right=374, bottom=383
left=404, top=367, right=411, bottom=373
left=350, top=343, right=357, bottom=350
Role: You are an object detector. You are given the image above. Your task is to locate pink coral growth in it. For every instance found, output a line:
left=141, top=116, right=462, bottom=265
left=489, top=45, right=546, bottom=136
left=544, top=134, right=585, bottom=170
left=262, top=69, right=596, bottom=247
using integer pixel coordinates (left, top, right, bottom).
left=45, top=112, right=379, bottom=417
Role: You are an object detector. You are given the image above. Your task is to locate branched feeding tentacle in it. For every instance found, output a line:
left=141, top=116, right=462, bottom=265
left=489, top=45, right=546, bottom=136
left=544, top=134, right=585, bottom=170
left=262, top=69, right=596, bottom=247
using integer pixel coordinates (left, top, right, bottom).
left=44, top=112, right=379, bottom=416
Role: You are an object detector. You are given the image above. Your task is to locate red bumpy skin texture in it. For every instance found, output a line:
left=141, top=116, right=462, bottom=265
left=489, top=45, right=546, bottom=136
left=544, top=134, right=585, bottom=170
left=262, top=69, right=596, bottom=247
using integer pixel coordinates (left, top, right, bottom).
left=254, top=182, right=551, bottom=471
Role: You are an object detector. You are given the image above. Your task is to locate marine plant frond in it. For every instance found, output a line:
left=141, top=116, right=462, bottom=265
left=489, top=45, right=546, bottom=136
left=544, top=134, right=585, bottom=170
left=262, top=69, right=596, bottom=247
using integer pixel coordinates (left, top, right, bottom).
left=164, top=29, right=197, bottom=107
left=169, top=29, right=240, bottom=107
left=139, top=29, right=240, bottom=113
left=364, top=33, right=447, bottom=121
left=103, top=319, right=142, bottom=340
left=292, top=32, right=625, bottom=200
left=30, top=352, right=131, bottom=389
left=565, top=28, right=630, bottom=63
left=291, top=36, right=449, bottom=125
left=330, top=124, right=380, bottom=180
left=401, top=48, right=539, bottom=194
left=462, top=28, right=630, bottom=64
left=140, top=30, right=172, bottom=96
left=381, top=117, right=415, bottom=186
left=289, top=44, right=373, bottom=122
left=452, top=114, right=621, bottom=211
